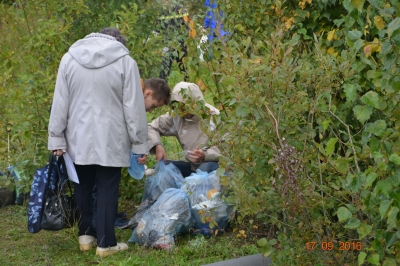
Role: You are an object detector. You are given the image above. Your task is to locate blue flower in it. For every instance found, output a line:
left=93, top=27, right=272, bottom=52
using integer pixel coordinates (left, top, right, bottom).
left=220, top=23, right=229, bottom=37
left=205, top=0, right=217, bottom=8
left=204, top=11, right=213, bottom=29
left=204, top=0, right=229, bottom=43
left=209, top=18, right=217, bottom=29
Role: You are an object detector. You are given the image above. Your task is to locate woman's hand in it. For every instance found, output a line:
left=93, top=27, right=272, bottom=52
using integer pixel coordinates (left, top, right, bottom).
left=53, top=149, right=66, bottom=156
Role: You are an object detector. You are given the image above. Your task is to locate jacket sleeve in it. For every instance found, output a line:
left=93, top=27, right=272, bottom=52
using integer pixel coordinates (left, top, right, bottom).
left=148, top=113, right=176, bottom=154
left=204, top=146, right=221, bottom=162
left=123, top=57, right=149, bottom=155
left=48, top=55, right=69, bottom=151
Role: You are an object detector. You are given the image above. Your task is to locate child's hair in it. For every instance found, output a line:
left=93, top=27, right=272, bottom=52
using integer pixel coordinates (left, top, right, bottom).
left=144, top=78, right=171, bottom=104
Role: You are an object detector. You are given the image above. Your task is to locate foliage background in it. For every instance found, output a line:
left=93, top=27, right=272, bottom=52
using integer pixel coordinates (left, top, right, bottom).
left=1, top=0, right=400, bottom=265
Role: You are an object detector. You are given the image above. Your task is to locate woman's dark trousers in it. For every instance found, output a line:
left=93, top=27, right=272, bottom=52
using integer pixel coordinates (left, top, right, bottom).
left=74, top=164, right=121, bottom=248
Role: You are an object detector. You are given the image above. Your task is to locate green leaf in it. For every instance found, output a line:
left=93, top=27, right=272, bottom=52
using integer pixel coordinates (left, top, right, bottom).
left=365, top=172, right=378, bottom=188
left=375, top=180, right=393, bottom=197
left=357, top=223, right=372, bottom=239
left=361, top=91, right=381, bottom=109
left=325, top=138, right=338, bottom=156
left=334, top=157, right=349, bottom=175
left=322, top=119, right=331, bottom=131
left=337, top=206, right=352, bottom=222
left=367, top=254, right=380, bottom=266
left=369, top=137, right=380, bottom=153
left=383, top=258, right=398, bottom=266
left=390, top=188, right=400, bottom=203
left=345, top=16, right=356, bottom=28
left=297, top=28, right=307, bottom=35
left=220, top=76, right=236, bottom=86
left=379, top=200, right=392, bottom=220
left=389, top=154, right=400, bottom=165
left=388, top=17, right=400, bottom=37
left=257, top=238, right=268, bottom=247
left=365, top=120, right=387, bottom=137
left=348, top=30, right=362, bottom=40
left=216, top=168, right=225, bottom=177
left=353, top=39, right=365, bottom=52
left=334, top=18, right=345, bottom=27
left=343, top=0, right=355, bottom=13
left=351, top=0, right=366, bottom=12
left=367, top=0, right=379, bottom=8
left=263, top=248, right=273, bottom=258
left=344, top=217, right=361, bottom=229
left=384, top=231, right=397, bottom=248
left=253, top=65, right=269, bottom=71
left=236, top=106, right=250, bottom=117
left=372, top=151, right=383, bottom=159
left=343, top=84, right=358, bottom=102
left=358, top=252, right=367, bottom=265
left=387, top=206, right=399, bottom=229
left=353, top=105, right=373, bottom=124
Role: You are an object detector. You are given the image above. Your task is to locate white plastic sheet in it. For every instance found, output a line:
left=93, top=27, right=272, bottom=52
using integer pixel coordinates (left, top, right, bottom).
left=63, top=152, right=79, bottom=184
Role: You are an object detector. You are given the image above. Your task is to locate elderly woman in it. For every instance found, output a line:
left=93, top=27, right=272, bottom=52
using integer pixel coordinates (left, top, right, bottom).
left=48, top=28, right=148, bottom=257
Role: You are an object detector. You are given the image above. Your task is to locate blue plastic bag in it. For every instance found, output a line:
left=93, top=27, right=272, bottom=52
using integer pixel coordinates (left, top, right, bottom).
left=142, top=161, right=184, bottom=202
left=181, top=170, right=234, bottom=236
left=129, top=188, right=190, bottom=250
left=128, top=153, right=145, bottom=180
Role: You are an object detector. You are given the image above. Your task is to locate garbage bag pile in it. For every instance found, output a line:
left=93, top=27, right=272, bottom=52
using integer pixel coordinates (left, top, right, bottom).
left=128, top=188, right=190, bottom=250
left=128, top=161, right=234, bottom=249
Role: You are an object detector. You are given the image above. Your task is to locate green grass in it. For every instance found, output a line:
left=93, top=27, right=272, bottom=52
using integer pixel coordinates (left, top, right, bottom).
left=0, top=204, right=261, bottom=266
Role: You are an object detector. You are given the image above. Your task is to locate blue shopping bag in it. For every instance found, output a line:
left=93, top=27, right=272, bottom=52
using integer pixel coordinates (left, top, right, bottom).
left=27, top=154, right=58, bottom=233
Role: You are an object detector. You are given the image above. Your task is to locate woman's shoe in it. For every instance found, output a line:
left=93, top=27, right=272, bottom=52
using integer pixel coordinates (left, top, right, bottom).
left=79, top=235, right=97, bottom=251
left=96, top=243, right=128, bottom=257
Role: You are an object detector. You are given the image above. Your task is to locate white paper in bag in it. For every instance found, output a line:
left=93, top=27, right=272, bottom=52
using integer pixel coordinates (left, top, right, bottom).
left=63, top=152, right=79, bottom=184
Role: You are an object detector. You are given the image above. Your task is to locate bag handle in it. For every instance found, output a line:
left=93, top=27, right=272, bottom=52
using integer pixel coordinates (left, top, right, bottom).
left=44, top=153, right=57, bottom=198
left=47, top=153, right=56, bottom=183
left=56, top=155, right=73, bottom=196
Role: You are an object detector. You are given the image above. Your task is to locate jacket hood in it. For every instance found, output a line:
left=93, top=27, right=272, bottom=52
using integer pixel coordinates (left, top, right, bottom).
left=68, top=33, right=130, bottom=69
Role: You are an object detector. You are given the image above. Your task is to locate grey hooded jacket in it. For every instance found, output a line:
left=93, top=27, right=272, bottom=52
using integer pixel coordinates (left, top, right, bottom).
left=48, top=33, right=148, bottom=167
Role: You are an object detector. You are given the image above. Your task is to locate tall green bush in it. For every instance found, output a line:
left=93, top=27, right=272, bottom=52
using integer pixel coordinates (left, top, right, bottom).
left=0, top=0, right=166, bottom=191
left=0, top=0, right=399, bottom=264
left=183, top=0, right=400, bottom=264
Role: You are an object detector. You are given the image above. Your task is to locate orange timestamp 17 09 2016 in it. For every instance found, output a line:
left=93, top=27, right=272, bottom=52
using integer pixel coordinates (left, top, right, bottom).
left=305, top=241, right=363, bottom=251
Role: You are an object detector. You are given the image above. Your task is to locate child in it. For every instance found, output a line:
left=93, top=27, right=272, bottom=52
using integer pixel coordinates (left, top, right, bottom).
left=92, top=78, right=171, bottom=230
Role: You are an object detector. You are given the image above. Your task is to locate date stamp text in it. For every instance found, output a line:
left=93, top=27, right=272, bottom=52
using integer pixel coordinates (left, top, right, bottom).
left=306, top=241, right=362, bottom=251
